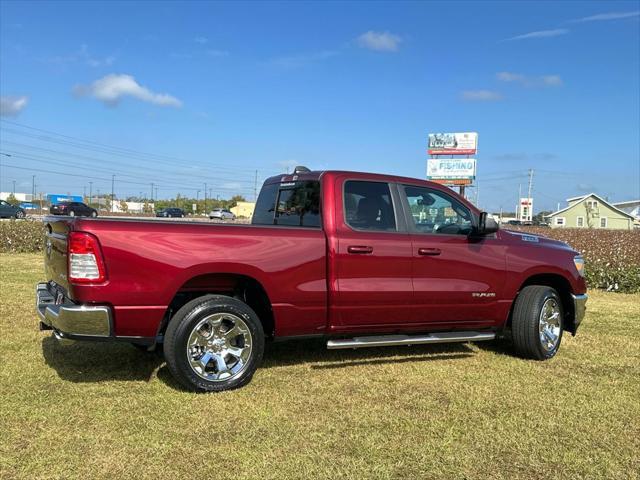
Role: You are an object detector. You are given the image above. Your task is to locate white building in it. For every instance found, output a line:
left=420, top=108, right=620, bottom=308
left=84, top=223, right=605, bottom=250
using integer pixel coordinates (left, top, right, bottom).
left=0, top=192, right=33, bottom=202
left=613, top=200, right=640, bottom=221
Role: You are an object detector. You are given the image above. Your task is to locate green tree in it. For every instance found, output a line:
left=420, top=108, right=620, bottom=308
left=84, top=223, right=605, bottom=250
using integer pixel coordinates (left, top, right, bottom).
left=119, top=200, right=129, bottom=213
left=6, top=193, right=18, bottom=205
left=227, top=195, right=246, bottom=209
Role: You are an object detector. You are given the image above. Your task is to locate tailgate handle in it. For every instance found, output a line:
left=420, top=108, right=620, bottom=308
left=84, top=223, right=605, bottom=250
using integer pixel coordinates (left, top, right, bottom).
left=348, top=245, right=373, bottom=254
left=418, top=247, right=441, bottom=256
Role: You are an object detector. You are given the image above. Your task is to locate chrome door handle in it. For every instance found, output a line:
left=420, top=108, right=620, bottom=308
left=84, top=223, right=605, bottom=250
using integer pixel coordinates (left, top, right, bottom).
left=418, top=247, right=441, bottom=256
left=348, top=245, right=374, bottom=254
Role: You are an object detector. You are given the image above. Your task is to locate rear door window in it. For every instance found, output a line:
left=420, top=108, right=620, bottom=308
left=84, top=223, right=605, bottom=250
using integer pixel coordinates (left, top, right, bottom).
left=344, top=181, right=396, bottom=231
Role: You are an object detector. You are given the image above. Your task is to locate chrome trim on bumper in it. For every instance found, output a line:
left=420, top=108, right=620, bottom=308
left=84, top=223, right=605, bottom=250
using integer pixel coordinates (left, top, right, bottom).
left=572, top=293, right=588, bottom=328
left=36, top=282, right=112, bottom=338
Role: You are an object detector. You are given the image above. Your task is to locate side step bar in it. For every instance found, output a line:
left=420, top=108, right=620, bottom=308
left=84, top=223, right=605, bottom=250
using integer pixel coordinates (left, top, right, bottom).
left=327, top=331, right=495, bottom=350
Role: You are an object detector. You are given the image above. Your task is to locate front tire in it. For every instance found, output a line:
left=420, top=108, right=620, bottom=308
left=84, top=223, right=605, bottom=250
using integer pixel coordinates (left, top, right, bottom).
left=69, top=210, right=75, bottom=217
left=512, top=285, right=563, bottom=360
left=91, top=210, right=98, bottom=217
left=15, top=210, right=25, bottom=219
left=164, top=295, right=265, bottom=392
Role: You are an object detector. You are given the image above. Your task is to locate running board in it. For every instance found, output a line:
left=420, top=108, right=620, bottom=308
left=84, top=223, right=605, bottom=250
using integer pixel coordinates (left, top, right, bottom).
left=327, top=331, right=495, bottom=350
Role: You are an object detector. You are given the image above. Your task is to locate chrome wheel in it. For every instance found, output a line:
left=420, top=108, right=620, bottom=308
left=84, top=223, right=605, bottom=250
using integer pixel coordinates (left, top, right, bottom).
left=186, top=313, right=253, bottom=382
left=539, top=298, right=561, bottom=352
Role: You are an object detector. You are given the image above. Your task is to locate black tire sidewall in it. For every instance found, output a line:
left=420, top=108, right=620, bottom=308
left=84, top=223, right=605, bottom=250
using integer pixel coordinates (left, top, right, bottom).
left=512, top=285, right=564, bottom=360
left=164, top=295, right=264, bottom=392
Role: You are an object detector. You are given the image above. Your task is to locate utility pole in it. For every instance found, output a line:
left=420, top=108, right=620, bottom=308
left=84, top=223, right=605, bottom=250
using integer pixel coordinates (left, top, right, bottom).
left=517, top=183, right=522, bottom=220
left=111, top=174, right=115, bottom=213
left=204, top=183, right=207, bottom=213
left=31, top=175, right=36, bottom=202
left=89, top=181, right=93, bottom=206
left=83, top=186, right=86, bottom=200
left=150, top=183, right=154, bottom=202
left=154, top=186, right=158, bottom=201
left=254, top=170, right=258, bottom=201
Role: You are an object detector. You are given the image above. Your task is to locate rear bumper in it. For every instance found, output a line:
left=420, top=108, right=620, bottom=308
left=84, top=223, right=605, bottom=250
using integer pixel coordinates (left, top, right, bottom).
left=36, top=283, right=112, bottom=339
left=572, top=293, right=588, bottom=329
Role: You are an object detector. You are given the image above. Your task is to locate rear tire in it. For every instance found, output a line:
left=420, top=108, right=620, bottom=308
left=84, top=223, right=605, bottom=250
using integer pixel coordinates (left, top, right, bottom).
left=511, top=285, right=563, bottom=360
left=164, top=295, right=264, bottom=392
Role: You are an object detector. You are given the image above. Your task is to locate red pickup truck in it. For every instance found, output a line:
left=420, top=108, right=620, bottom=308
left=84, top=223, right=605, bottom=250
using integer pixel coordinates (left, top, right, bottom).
left=36, top=167, right=587, bottom=392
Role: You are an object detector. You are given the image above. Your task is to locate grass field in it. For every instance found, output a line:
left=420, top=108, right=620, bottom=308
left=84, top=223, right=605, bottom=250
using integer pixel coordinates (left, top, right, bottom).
left=1, top=254, right=639, bottom=479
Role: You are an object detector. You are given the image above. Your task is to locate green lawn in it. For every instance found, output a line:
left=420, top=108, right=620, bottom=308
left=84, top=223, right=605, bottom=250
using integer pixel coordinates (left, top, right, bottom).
left=1, top=254, right=639, bottom=479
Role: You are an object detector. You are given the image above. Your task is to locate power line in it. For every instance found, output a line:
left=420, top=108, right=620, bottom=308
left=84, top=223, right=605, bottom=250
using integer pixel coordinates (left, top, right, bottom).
left=0, top=150, right=256, bottom=192
left=0, top=140, right=260, bottom=186
left=0, top=119, right=266, bottom=173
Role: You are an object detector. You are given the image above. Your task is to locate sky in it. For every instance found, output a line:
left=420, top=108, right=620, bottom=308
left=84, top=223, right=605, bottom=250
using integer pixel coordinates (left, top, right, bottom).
left=1, top=0, right=639, bottom=212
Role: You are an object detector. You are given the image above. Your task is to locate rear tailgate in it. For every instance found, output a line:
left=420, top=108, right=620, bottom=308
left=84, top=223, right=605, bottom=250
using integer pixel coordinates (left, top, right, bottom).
left=44, top=216, right=74, bottom=294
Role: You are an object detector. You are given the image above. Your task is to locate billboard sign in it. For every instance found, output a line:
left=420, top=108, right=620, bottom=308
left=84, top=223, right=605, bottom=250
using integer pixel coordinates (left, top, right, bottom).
left=428, top=132, right=478, bottom=155
left=427, top=158, right=476, bottom=185
left=47, top=194, right=83, bottom=205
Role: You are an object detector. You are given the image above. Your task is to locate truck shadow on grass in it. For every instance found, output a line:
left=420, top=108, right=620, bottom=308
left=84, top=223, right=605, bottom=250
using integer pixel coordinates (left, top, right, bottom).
left=41, top=336, right=477, bottom=390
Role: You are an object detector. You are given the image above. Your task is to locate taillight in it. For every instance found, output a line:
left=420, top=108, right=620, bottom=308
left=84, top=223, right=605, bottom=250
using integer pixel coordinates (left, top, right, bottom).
left=68, top=232, right=106, bottom=283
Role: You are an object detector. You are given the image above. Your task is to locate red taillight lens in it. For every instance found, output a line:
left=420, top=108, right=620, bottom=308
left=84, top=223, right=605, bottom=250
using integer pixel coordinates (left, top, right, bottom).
left=68, top=232, right=106, bottom=283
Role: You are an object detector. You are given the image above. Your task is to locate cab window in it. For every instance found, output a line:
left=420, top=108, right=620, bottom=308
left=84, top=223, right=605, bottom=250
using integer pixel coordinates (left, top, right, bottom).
left=252, top=181, right=321, bottom=228
left=344, top=181, right=396, bottom=231
left=402, top=185, right=473, bottom=235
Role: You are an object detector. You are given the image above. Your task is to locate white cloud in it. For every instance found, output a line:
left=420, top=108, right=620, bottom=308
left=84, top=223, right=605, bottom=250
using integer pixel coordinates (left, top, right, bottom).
left=461, top=90, right=504, bottom=102
left=505, top=28, right=569, bottom=41
left=496, top=72, right=526, bottom=83
left=541, top=75, right=563, bottom=86
left=206, top=49, right=230, bottom=57
left=496, top=71, right=563, bottom=87
left=268, top=50, right=338, bottom=69
left=194, top=37, right=209, bottom=44
left=45, top=44, right=116, bottom=68
left=0, top=96, right=28, bottom=117
left=571, top=10, right=639, bottom=23
left=356, top=31, right=402, bottom=52
left=74, top=74, right=182, bottom=108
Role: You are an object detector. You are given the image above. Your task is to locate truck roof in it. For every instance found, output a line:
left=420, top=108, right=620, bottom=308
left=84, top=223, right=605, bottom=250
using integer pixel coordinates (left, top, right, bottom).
left=264, top=169, right=445, bottom=188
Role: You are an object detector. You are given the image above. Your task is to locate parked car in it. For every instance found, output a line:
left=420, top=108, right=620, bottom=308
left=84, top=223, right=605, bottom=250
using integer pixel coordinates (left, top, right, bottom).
left=49, top=202, right=98, bottom=217
left=507, top=220, right=522, bottom=226
left=36, top=167, right=587, bottom=392
left=156, top=208, right=185, bottom=218
left=209, top=208, right=236, bottom=220
left=0, top=199, right=26, bottom=219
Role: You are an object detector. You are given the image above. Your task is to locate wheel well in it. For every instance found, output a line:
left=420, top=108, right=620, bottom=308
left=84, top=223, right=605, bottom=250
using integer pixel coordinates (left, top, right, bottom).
left=512, top=274, right=576, bottom=334
left=160, top=273, right=274, bottom=338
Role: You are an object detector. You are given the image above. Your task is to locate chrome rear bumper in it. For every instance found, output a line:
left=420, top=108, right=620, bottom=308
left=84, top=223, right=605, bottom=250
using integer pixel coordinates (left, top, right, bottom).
left=36, top=283, right=112, bottom=339
left=572, top=293, right=588, bottom=329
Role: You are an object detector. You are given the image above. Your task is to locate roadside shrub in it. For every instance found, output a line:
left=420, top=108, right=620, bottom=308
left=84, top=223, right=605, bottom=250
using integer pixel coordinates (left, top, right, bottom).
left=0, top=219, right=45, bottom=253
left=507, top=227, right=640, bottom=293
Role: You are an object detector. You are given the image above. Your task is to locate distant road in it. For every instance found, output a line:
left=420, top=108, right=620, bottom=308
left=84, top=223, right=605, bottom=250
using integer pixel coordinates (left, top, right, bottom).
left=4, top=215, right=250, bottom=224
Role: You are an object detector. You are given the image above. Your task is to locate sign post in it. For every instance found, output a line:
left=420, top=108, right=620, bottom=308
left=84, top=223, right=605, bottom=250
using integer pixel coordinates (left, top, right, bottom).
left=426, top=132, right=478, bottom=199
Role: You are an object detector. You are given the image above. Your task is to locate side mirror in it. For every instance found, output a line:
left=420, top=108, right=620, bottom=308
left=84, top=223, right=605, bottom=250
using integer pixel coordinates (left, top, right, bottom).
left=476, top=212, right=499, bottom=235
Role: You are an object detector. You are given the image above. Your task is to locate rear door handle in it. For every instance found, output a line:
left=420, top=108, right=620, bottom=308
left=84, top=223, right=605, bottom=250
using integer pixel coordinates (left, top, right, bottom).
left=418, top=247, right=441, bottom=256
left=348, top=245, right=374, bottom=254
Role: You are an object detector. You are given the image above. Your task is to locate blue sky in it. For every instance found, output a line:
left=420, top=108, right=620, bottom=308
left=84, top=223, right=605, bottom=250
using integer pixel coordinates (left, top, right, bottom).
left=1, top=0, right=639, bottom=212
